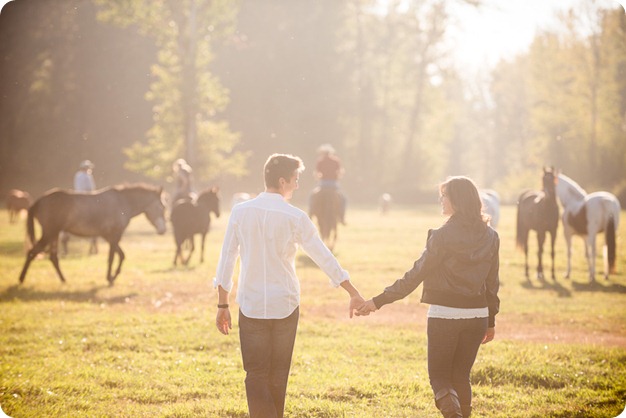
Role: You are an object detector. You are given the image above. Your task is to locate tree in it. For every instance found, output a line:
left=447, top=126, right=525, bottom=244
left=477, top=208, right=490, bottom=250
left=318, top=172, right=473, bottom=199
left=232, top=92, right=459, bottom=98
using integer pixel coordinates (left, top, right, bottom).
left=95, top=0, right=248, bottom=183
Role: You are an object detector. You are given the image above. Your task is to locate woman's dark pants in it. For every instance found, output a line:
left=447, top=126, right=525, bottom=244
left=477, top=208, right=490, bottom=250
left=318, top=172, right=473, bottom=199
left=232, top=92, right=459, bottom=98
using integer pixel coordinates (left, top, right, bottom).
left=427, top=317, right=488, bottom=413
left=239, top=308, right=299, bottom=418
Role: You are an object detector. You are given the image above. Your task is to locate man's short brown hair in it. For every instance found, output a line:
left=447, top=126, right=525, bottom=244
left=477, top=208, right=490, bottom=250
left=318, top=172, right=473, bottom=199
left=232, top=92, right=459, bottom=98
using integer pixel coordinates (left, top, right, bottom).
left=264, top=154, right=305, bottom=189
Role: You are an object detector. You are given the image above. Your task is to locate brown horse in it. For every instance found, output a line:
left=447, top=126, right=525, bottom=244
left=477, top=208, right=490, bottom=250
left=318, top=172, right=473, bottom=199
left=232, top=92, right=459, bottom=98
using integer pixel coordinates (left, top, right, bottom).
left=516, top=167, right=560, bottom=282
left=19, top=184, right=166, bottom=285
left=171, top=187, right=220, bottom=266
left=6, top=189, right=32, bottom=223
left=309, top=187, right=342, bottom=251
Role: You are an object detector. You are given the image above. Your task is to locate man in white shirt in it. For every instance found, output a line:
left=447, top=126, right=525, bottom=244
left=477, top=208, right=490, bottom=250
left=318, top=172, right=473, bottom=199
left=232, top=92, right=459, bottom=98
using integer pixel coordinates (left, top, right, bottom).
left=214, top=153, right=364, bottom=418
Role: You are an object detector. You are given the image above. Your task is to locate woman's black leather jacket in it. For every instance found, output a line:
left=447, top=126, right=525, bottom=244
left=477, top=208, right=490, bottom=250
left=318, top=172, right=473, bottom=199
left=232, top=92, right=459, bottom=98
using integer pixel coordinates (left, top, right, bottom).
left=373, top=215, right=500, bottom=327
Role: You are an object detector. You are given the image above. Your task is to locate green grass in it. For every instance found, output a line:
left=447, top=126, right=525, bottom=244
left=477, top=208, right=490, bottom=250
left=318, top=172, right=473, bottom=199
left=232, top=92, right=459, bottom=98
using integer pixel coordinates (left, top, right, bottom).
left=1, top=204, right=625, bottom=417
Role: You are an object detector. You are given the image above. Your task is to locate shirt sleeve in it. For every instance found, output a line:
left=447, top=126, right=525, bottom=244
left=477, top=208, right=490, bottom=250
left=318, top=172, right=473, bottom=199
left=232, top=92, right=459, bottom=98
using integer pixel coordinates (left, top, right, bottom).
left=298, top=214, right=349, bottom=287
left=213, top=213, right=240, bottom=292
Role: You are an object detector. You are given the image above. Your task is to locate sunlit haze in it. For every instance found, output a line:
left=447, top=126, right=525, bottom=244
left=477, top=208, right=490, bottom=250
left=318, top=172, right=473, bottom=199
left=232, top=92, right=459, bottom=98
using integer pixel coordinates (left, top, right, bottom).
left=447, top=0, right=624, bottom=71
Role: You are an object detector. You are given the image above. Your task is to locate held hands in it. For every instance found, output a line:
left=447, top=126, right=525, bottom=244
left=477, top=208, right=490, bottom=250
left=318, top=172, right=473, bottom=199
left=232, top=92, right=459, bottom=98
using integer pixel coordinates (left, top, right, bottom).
left=349, top=294, right=365, bottom=318
left=355, top=299, right=377, bottom=316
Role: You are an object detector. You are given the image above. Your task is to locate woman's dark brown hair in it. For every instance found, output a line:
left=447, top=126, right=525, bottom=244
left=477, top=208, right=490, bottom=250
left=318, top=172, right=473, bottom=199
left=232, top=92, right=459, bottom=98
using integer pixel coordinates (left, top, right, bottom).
left=440, top=176, right=490, bottom=225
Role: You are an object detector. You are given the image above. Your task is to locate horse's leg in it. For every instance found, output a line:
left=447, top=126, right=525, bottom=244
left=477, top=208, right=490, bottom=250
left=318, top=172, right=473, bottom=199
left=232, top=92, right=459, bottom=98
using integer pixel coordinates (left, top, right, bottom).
left=536, top=230, right=546, bottom=280
left=18, top=238, right=49, bottom=283
left=174, top=243, right=181, bottom=266
left=89, top=237, right=98, bottom=255
left=523, top=238, right=529, bottom=281
left=60, top=231, right=69, bottom=256
left=48, top=238, right=67, bottom=283
left=200, top=233, right=206, bottom=263
left=107, top=242, right=125, bottom=285
left=183, top=237, right=195, bottom=266
left=107, top=243, right=116, bottom=285
left=550, top=230, right=557, bottom=281
left=602, top=243, right=609, bottom=280
left=113, top=245, right=125, bottom=282
left=586, top=233, right=596, bottom=283
left=562, top=223, right=573, bottom=279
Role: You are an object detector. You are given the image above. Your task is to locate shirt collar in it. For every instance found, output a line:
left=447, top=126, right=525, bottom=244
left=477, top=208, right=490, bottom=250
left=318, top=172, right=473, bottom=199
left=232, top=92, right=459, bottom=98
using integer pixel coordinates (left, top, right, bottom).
left=259, top=191, right=285, bottom=201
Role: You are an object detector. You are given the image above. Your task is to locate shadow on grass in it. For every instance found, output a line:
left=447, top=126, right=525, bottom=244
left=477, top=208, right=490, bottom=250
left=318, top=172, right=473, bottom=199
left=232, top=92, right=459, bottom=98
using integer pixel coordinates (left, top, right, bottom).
left=0, top=284, right=138, bottom=305
left=571, top=279, right=626, bottom=294
left=521, top=278, right=572, bottom=298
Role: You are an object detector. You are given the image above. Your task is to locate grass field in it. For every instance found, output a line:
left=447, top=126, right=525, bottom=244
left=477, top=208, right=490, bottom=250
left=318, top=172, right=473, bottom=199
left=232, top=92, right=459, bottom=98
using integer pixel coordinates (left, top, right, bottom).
left=1, top=203, right=625, bottom=417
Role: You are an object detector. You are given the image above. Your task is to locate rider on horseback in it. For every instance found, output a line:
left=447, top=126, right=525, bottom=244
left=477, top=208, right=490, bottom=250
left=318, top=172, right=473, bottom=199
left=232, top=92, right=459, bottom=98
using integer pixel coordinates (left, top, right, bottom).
left=310, top=144, right=346, bottom=224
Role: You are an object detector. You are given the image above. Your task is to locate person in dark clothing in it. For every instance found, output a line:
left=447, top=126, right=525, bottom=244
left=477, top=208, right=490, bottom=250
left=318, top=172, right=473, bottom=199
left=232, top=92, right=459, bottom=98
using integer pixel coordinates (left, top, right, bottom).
left=357, top=176, right=500, bottom=418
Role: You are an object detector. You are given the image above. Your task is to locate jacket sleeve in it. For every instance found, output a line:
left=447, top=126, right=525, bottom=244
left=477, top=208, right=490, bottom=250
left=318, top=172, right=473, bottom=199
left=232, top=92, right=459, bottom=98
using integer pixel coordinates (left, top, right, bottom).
left=486, top=233, right=501, bottom=327
left=373, top=229, right=444, bottom=309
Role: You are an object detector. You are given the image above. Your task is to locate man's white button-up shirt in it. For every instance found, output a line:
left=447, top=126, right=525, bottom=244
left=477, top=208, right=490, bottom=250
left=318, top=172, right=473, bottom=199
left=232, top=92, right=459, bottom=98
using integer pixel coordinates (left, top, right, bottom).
left=214, top=192, right=349, bottom=319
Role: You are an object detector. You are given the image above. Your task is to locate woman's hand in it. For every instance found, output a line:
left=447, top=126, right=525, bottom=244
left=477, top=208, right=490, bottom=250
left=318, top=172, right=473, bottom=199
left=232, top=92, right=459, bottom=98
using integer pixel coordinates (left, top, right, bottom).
left=482, top=327, right=495, bottom=344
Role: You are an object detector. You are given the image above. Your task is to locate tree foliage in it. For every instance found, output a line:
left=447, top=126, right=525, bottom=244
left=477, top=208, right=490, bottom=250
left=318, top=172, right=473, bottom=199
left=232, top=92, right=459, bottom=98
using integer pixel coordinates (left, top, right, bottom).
left=490, top=2, right=625, bottom=200
left=1, top=0, right=623, bottom=204
left=95, top=0, right=248, bottom=182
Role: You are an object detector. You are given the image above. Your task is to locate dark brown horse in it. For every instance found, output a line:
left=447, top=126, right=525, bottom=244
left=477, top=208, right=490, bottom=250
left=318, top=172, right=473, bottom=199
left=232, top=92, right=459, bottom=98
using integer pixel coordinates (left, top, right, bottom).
left=6, top=189, right=32, bottom=223
left=516, top=167, right=560, bottom=282
left=309, top=187, right=341, bottom=251
left=19, top=184, right=166, bottom=285
left=171, top=187, right=220, bottom=266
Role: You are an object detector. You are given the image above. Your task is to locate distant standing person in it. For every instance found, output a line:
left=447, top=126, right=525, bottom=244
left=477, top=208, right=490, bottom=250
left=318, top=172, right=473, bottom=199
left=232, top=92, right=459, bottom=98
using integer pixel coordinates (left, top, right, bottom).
left=172, top=158, right=194, bottom=203
left=214, top=153, right=364, bottom=418
left=74, top=159, right=96, bottom=193
left=62, top=160, right=98, bottom=254
left=311, top=144, right=346, bottom=224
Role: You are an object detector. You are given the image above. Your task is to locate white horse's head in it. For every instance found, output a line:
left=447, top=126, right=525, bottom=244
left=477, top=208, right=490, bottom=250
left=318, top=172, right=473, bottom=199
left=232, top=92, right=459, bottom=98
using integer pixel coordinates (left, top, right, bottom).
left=556, top=173, right=587, bottom=209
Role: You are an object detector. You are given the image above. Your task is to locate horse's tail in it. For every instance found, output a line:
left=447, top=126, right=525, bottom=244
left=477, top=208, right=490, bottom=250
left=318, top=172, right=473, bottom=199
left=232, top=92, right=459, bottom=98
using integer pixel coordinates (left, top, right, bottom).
left=515, top=197, right=527, bottom=251
left=25, top=200, right=38, bottom=249
left=606, top=214, right=616, bottom=273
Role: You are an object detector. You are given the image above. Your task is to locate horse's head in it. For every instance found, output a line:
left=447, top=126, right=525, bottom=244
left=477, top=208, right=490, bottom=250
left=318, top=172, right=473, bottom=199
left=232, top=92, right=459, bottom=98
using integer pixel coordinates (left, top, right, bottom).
left=144, top=187, right=167, bottom=235
left=198, top=186, right=221, bottom=218
left=542, top=167, right=558, bottom=199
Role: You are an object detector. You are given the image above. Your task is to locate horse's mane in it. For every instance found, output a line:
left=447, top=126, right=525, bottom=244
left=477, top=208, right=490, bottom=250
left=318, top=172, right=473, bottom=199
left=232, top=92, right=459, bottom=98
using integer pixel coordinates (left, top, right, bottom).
left=110, top=183, right=162, bottom=193
left=557, top=174, right=587, bottom=197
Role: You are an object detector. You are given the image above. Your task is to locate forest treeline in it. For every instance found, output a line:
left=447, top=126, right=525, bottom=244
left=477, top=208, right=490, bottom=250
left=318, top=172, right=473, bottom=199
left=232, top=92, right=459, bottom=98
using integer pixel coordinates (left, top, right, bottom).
left=0, top=0, right=624, bottom=205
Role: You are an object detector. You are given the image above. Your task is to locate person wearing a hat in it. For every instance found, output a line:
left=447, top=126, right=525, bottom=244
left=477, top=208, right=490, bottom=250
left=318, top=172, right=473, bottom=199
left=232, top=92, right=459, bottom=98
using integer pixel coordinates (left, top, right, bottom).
left=74, top=160, right=96, bottom=193
left=172, top=158, right=194, bottom=203
left=63, top=160, right=98, bottom=254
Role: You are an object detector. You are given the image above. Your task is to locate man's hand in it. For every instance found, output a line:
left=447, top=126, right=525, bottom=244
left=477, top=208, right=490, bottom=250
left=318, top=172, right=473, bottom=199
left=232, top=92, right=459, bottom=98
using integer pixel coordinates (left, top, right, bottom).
left=216, top=308, right=232, bottom=335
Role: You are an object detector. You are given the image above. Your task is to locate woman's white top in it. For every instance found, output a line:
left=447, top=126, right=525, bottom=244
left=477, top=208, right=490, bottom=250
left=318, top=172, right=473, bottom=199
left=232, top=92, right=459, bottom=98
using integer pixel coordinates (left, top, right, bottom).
left=427, top=304, right=488, bottom=319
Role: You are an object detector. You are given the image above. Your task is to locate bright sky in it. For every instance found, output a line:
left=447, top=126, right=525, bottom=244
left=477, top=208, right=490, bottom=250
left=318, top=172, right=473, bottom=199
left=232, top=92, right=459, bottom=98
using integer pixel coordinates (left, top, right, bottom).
left=447, top=0, right=625, bottom=71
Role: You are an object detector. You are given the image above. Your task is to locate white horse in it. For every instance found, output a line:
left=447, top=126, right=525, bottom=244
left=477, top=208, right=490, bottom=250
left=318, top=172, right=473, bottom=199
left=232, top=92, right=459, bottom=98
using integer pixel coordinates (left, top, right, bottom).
left=480, top=189, right=500, bottom=229
left=555, top=173, right=621, bottom=282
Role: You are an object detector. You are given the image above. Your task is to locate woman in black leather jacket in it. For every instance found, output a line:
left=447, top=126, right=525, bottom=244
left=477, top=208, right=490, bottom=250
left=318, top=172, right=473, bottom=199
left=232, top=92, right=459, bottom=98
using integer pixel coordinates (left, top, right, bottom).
left=357, top=176, right=500, bottom=418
